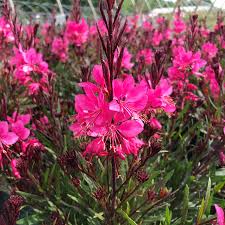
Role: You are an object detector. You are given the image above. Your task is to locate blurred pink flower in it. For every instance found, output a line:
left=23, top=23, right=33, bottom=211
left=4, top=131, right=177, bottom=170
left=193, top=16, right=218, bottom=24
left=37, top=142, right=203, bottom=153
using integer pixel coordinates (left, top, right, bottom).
left=202, top=42, right=218, bottom=58
left=204, top=66, right=220, bottom=98
left=115, top=48, right=134, bottom=70
left=0, top=17, right=14, bottom=42
left=51, top=37, right=69, bottom=62
left=137, top=49, right=153, bottom=65
left=153, top=31, right=163, bottom=46
left=11, top=159, right=21, bottom=179
left=65, top=18, right=89, bottom=46
left=149, top=118, right=162, bottom=130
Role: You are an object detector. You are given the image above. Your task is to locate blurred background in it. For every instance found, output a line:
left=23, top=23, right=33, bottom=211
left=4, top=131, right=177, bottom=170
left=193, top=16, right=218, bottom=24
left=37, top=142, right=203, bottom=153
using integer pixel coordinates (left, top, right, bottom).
left=1, top=0, right=225, bottom=24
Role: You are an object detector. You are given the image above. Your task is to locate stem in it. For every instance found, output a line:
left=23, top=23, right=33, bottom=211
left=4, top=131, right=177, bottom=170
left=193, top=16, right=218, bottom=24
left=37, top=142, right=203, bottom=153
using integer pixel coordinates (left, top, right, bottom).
left=111, top=156, right=116, bottom=218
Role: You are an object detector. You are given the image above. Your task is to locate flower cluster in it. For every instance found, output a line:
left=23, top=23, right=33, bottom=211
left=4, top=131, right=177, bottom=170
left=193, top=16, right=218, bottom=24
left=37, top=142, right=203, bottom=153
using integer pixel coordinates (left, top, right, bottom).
left=10, top=46, right=50, bottom=95
left=0, top=112, right=43, bottom=178
left=70, top=65, right=175, bottom=159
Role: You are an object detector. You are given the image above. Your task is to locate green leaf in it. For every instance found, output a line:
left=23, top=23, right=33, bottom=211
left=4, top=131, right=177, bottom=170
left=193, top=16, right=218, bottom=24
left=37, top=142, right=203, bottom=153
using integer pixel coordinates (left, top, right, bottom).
left=93, top=212, right=104, bottom=221
left=204, top=178, right=211, bottom=213
left=181, top=185, right=189, bottom=225
left=118, top=209, right=137, bottom=225
left=197, top=199, right=205, bottom=224
left=165, top=206, right=172, bottom=225
left=16, top=191, right=45, bottom=203
left=214, top=181, right=225, bottom=193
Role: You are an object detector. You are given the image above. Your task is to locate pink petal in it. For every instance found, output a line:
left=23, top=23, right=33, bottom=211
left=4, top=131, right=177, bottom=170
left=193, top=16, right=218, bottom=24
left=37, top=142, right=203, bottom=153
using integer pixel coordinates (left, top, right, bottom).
left=0, top=121, right=8, bottom=137
left=92, top=65, right=105, bottom=87
left=11, top=121, right=30, bottom=140
left=83, top=138, right=108, bottom=157
left=1, top=132, right=18, bottom=145
left=109, top=100, right=121, bottom=112
left=11, top=159, right=21, bottom=179
left=215, top=204, right=225, bottom=225
left=118, top=120, right=143, bottom=138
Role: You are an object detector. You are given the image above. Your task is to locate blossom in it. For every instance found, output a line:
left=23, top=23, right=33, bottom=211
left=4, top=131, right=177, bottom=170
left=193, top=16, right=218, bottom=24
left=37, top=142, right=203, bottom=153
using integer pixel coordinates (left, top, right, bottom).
left=7, top=112, right=31, bottom=141
left=145, top=78, right=176, bottom=113
left=65, top=18, right=89, bottom=46
left=173, top=12, right=186, bottom=33
left=21, top=138, right=44, bottom=156
left=11, top=159, right=21, bottom=179
left=10, top=47, right=50, bottom=95
left=215, top=204, right=225, bottom=225
left=0, top=121, right=18, bottom=168
left=11, top=47, right=48, bottom=76
left=89, top=19, right=107, bottom=36
left=70, top=91, right=112, bottom=137
left=79, top=65, right=107, bottom=96
left=109, top=75, right=148, bottom=119
left=202, top=42, right=218, bottom=58
left=149, top=118, right=162, bottom=130
left=152, top=31, right=163, bottom=46
left=143, top=20, right=152, bottom=32
left=7, top=112, right=31, bottom=125
left=169, top=46, right=206, bottom=81
left=0, top=121, right=18, bottom=146
left=203, top=66, right=220, bottom=98
left=41, top=23, right=51, bottom=44
left=115, top=48, right=134, bottom=70
left=11, top=121, right=30, bottom=141
left=83, top=118, right=144, bottom=159
left=0, top=17, right=14, bottom=42
left=51, top=37, right=69, bottom=62
left=137, top=49, right=153, bottom=65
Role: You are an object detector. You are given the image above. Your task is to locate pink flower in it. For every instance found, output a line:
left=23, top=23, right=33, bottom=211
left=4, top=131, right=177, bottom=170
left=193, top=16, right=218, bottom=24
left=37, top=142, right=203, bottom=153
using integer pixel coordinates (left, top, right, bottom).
left=156, top=17, right=165, bottom=24
left=83, top=118, right=144, bottom=159
left=0, top=17, right=14, bottom=42
left=70, top=74, right=145, bottom=159
left=153, top=31, right=163, bottom=46
left=11, top=121, right=30, bottom=141
left=11, top=47, right=48, bottom=75
left=149, top=118, right=162, bottom=130
left=70, top=91, right=112, bottom=137
left=79, top=65, right=107, bottom=96
left=204, top=66, right=220, bottom=98
left=200, top=27, right=210, bottom=38
left=219, top=151, right=225, bottom=166
left=202, top=42, right=218, bottom=58
left=65, top=18, right=89, bottom=46
left=173, top=12, right=186, bottom=33
left=0, top=121, right=18, bottom=146
left=21, top=138, right=44, bottom=156
left=83, top=138, right=108, bottom=158
left=169, top=47, right=206, bottom=81
left=146, top=78, right=176, bottom=113
left=51, top=37, right=69, bottom=62
left=109, top=76, right=148, bottom=119
left=137, top=49, right=153, bottom=65
left=28, top=83, right=41, bottom=95
left=40, top=116, right=49, bottom=125
left=7, top=112, right=31, bottom=141
left=89, top=19, right=107, bottom=36
left=115, top=48, right=134, bottom=70
left=0, top=121, right=18, bottom=168
left=143, top=20, right=152, bottom=32
left=10, top=47, right=50, bottom=95
left=11, top=159, right=21, bottom=179
left=215, top=204, right=225, bottom=225
left=7, top=112, right=31, bottom=125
